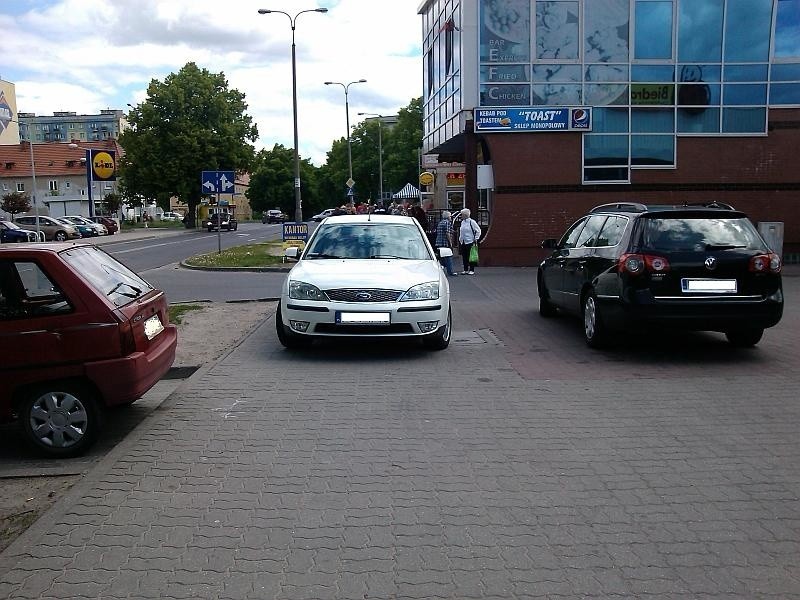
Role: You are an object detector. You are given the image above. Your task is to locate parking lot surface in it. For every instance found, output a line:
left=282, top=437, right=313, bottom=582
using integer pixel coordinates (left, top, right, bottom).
left=1, top=266, right=798, bottom=599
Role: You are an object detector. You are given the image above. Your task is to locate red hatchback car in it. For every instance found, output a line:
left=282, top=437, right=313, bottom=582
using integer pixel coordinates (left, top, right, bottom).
left=0, top=244, right=177, bottom=456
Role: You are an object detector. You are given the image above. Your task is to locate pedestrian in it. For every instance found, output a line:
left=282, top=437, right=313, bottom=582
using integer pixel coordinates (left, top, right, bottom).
left=435, top=210, right=457, bottom=276
left=409, top=199, right=428, bottom=231
left=458, top=208, right=482, bottom=275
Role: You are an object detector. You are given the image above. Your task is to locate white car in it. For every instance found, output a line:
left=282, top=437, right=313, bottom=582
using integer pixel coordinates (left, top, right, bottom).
left=160, top=211, right=183, bottom=222
left=277, top=215, right=453, bottom=350
left=311, top=208, right=336, bottom=222
left=64, top=215, right=107, bottom=236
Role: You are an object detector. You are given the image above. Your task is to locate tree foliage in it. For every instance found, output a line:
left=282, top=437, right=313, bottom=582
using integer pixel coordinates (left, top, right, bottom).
left=101, top=192, right=122, bottom=216
left=246, top=144, right=320, bottom=220
left=1, top=191, right=31, bottom=218
left=118, top=62, right=258, bottom=227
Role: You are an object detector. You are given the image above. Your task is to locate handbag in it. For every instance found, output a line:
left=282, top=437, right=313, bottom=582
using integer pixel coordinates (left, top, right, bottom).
left=468, top=220, right=479, bottom=265
left=468, top=242, right=479, bottom=265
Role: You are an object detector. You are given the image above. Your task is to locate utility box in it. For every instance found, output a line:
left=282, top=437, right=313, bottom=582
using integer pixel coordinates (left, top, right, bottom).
left=758, top=222, right=784, bottom=257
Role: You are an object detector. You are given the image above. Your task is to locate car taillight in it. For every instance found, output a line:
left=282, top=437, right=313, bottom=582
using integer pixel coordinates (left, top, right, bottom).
left=749, top=252, right=782, bottom=273
left=619, top=253, right=670, bottom=275
left=119, top=320, right=137, bottom=354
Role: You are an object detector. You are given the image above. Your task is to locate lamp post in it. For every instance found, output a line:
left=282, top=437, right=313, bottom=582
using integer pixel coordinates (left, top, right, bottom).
left=358, top=112, right=384, bottom=202
left=258, top=7, right=328, bottom=224
left=324, top=79, right=367, bottom=191
left=69, top=143, right=95, bottom=218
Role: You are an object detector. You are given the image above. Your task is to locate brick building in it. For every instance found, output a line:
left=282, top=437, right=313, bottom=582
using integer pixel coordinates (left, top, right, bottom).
left=419, top=0, right=800, bottom=265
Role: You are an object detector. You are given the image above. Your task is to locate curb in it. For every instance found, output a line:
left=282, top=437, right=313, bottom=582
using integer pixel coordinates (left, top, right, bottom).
left=179, top=259, right=292, bottom=273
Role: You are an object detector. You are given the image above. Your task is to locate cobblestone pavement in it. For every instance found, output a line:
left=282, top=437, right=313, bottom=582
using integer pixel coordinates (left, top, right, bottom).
left=0, top=268, right=798, bottom=599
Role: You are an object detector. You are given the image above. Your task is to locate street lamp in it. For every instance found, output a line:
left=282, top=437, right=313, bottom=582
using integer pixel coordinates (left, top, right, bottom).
left=258, top=7, right=328, bottom=224
left=68, top=142, right=96, bottom=218
left=358, top=112, right=384, bottom=202
left=324, top=79, right=367, bottom=189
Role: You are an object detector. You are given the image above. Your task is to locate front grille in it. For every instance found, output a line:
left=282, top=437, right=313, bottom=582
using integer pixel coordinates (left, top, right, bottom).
left=325, top=289, right=402, bottom=302
left=315, top=323, right=414, bottom=335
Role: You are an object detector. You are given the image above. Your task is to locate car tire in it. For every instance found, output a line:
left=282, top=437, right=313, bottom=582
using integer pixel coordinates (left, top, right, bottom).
left=423, top=306, right=452, bottom=350
left=583, top=291, right=608, bottom=348
left=208, top=227, right=213, bottom=233
left=275, top=305, right=311, bottom=349
left=54, top=231, right=67, bottom=241
left=538, top=279, right=558, bottom=317
left=19, top=382, right=102, bottom=458
left=725, top=328, right=764, bottom=347
left=232, top=223, right=238, bottom=231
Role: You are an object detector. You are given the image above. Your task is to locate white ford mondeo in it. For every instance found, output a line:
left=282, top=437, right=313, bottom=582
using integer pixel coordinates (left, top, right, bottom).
left=277, top=214, right=453, bottom=350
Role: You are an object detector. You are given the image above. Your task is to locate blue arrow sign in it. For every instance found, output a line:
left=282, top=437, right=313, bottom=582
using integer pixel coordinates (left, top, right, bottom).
left=201, top=170, right=236, bottom=194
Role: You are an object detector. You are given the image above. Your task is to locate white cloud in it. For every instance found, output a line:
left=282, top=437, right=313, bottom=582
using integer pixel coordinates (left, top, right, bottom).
left=3, top=0, right=423, bottom=165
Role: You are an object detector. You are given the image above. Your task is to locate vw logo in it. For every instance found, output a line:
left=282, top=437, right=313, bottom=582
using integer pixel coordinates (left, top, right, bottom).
left=356, top=292, right=372, bottom=300
left=704, top=257, right=717, bottom=270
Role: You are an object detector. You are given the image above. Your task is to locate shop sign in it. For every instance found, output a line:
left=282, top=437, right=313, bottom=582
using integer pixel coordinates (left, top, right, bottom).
left=474, top=107, right=592, bottom=132
left=446, top=172, right=465, bottom=186
left=419, top=171, right=434, bottom=186
left=631, top=84, right=675, bottom=105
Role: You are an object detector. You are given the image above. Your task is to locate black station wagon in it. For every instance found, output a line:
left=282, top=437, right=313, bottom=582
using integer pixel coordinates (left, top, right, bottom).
left=537, top=202, right=783, bottom=348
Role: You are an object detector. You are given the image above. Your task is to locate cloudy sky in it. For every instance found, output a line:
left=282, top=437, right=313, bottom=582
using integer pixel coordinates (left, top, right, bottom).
left=2, top=0, right=423, bottom=165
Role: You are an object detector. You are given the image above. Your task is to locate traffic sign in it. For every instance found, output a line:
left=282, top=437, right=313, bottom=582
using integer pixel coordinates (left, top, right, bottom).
left=347, top=188, right=354, bottom=197
left=201, top=170, right=236, bottom=194
left=346, top=177, right=355, bottom=188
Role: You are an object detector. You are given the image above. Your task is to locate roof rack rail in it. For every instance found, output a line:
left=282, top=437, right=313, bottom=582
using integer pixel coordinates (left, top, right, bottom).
left=590, top=202, right=648, bottom=214
left=681, top=201, right=736, bottom=210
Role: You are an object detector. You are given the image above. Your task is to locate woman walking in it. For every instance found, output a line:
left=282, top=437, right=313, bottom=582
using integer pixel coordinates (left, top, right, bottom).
left=458, top=208, right=482, bottom=275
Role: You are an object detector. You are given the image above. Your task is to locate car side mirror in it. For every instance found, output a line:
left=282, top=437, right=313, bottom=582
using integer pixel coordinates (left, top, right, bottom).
left=284, top=247, right=300, bottom=260
left=541, top=238, right=558, bottom=249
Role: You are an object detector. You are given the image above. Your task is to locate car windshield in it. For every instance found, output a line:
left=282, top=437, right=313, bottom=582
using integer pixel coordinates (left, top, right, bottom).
left=305, top=222, right=431, bottom=260
left=641, top=216, right=764, bottom=251
left=60, top=246, right=153, bottom=307
left=2, top=221, right=21, bottom=230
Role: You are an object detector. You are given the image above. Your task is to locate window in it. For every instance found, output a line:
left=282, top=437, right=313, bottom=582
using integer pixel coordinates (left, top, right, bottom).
left=724, top=0, right=773, bottom=62
left=634, top=1, right=674, bottom=59
left=48, top=180, right=59, bottom=192
left=596, top=216, right=628, bottom=247
left=575, top=215, right=608, bottom=247
left=16, top=183, right=24, bottom=192
left=535, top=1, right=580, bottom=60
left=678, top=0, right=723, bottom=62
left=775, top=0, right=800, bottom=58
left=560, top=218, right=587, bottom=248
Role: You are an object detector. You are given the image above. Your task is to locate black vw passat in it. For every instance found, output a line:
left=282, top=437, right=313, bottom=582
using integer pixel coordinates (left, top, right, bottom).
left=537, top=202, right=783, bottom=348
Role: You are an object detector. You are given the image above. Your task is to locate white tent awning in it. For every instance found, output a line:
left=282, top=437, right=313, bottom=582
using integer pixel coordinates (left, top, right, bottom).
left=392, top=183, right=420, bottom=199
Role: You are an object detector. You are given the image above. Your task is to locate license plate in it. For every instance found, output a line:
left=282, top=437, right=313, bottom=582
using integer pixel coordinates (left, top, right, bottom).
left=681, top=278, right=737, bottom=293
left=143, top=314, right=165, bottom=340
left=336, top=311, right=391, bottom=325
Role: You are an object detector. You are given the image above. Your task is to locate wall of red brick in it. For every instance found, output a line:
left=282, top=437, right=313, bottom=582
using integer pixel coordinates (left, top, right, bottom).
left=479, top=109, right=800, bottom=267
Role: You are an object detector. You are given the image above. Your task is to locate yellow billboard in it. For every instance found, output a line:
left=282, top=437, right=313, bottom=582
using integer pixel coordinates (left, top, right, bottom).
left=0, top=79, right=20, bottom=145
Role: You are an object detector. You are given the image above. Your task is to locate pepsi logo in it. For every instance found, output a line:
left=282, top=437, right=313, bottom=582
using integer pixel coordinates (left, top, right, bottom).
left=572, top=109, right=588, bottom=124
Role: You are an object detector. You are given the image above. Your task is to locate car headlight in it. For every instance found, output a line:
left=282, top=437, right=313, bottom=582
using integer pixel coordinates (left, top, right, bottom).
left=401, top=281, right=439, bottom=301
left=289, top=280, right=327, bottom=301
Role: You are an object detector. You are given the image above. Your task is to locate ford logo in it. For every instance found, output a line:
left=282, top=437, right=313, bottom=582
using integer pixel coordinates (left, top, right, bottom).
left=704, top=257, right=717, bottom=270
left=356, top=292, right=372, bottom=300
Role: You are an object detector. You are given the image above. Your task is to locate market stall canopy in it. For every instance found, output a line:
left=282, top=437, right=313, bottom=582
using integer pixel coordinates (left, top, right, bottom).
left=392, top=183, right=420, bottom=199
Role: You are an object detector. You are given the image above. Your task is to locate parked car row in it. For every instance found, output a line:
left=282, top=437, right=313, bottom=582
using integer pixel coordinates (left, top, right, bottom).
left=1, top=220, right=44, bottom=243
left=3, top=215, right=119, bottom=242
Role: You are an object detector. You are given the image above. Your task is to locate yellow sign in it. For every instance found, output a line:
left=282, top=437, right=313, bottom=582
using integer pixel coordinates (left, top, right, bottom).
left=419, top=171, right=434, bottom=186
left=92, top=151, right=116, bottom=180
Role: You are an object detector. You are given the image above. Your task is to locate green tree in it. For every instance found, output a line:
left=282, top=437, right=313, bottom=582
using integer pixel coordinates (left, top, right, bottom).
left=382, top=97, right=423, bottom=194
left=1, top=191, right=31, bottom=219
left=101, top=192, right=122, bottom=216
left=118, top=62, right=258, bottom=228
left=247, top=145, right=320, bottom=220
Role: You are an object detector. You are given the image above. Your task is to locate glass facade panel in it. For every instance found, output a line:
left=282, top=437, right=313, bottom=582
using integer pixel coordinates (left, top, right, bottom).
left=584, top=135, right=629, bottom=165
left=724, top=0, right=773, bottom=61
left=631, top=135, right=675, bottom=165
left=771, top=63, right=800, bottom=80
left=678, top=0, right=723, bottom=62
left=775, top=0, right=800, bottom=58
left=722, top=107, right=766, bottom=132
left=632, top=108, right=675, bottom=132
left=678, top=64, right=720, bottom=83
left=585, top=0, right=630, bottom=63
left=769, top=82, right=800, bottom=104
left=532, top=64, right=581, bottom=81
left=592, top=108, right=630, bottom=132
left=586, top=64, right=629, bottom=81
left=481, top=65, right=530, bottom=82
left=586, top=83, right=629, bottom=105
left=480, top=0, right=531, bottom=62
left=632, top=83, right=675, bottom=105
left=584, top=166, right=630, bottom=181
left=723, top=83, right=767, bottom=105
left=724, top=64, right=769, bottom=82
left=677, top=107, right=721, bottom=133
left=535, top=1, right=580, bottom=59
left=532, top=84, right=582, bottom=104
left=480, top=84, right=532, bottom=105
left=632, top=65, right=675, bottom=82
left=677, top=83, right=720, bottom=106
left=635, top=1, right=673, bottom=59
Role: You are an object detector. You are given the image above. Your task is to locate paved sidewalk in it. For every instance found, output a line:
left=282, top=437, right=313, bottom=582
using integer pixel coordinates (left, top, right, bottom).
left=1, top=269, right=799, bottom=599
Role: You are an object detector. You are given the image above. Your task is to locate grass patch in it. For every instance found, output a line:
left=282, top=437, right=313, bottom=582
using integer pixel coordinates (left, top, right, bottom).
left=184, top=242, right=286, bottom=268
left=169, top=303, right=204, bottom=325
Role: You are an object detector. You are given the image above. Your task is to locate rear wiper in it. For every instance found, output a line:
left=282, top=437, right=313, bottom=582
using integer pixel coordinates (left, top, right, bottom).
left=705, top=244, right=746, bottom=250
left=107, top=281, right=142, bottom=298
left=306, top=253, right=344, bottom=259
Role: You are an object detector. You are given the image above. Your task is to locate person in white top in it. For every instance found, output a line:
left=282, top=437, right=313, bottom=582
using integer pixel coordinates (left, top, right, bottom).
left=457, top=208, right=482, bottom=274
